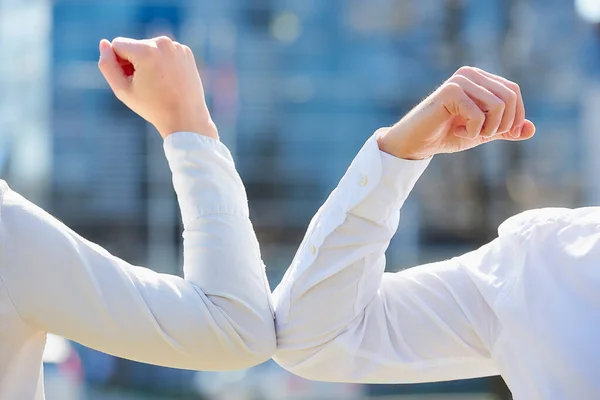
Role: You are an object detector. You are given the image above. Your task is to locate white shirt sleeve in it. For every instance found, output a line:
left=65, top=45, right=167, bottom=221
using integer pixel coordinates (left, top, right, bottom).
left=273, top=132, right=521, bottom=383
left=0, top=132, right=275, bottom=371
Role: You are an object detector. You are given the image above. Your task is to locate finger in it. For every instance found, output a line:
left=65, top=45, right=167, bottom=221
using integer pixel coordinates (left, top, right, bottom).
left=111, top=37, right=150, bottom=64
left=151, top=36, right=175, bottom=51
left=116, top=54, right=135, bottom=77
left=99, top=38, right=111, bottom=54
left=484, top=119, right=536, bottom=143
left=448, top=75, right=504, bottom=138
left=520, top=119, right=536, bottom=139
left=455, top=68, right=517, bottom=136
left=474, top=68, right=524, bottom=138
left=443, top=83, right=486, bottom=139
left=98, top=39, right=130, bottom=96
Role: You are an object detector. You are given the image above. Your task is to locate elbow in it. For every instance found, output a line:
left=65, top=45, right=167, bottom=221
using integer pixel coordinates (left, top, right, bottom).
left=272, top=329, right=325, bottom=381
left=273, top=312, right=347, bottom=382
left=239, top=318, right=277, bottom=368
left=241, top=298, right=277, bottom=367
left=219, top=309, right=276, bottom=370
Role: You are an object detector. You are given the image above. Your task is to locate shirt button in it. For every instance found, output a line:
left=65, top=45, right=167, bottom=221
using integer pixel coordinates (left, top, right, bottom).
left=309, top=245, right=317, bottom=255
left=359, top=174, right=369, bottom=187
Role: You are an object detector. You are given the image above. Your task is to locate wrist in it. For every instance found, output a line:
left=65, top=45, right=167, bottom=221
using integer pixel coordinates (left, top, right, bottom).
left=157, top=118, right=218, bottom=140
left=376, top=128, right=431, bottom=160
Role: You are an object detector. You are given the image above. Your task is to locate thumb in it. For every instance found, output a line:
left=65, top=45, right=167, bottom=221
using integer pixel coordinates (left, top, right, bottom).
left=98, top=39, right=129, bottom=96
left=490, top=119, right=536, bottom=143
left=520, top=120, right=536, bottom=140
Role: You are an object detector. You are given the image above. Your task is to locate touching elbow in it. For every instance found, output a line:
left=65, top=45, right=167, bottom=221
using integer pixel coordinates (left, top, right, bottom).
left=220, top=310, right=276, bottom=370
left=240, top=318, right=277, bottom=368
left=273, top=320, right=342, bottom=382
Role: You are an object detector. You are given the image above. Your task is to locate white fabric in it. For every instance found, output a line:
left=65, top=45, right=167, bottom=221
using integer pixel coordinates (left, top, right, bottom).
left=0, top=132, right=275, bottom=400
left=274, top=132, right=600, bottom=399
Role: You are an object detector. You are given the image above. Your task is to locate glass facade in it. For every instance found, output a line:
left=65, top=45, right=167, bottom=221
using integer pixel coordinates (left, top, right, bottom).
left=1, top=0, right=596, bottom=398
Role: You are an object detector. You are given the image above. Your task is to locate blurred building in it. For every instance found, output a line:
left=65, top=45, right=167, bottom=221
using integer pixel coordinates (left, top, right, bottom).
left=186, top=0, right=587, bottom=274
left=49, top=0, right=195, bottom=396
left=1, top=0, right=597, bottom=398
left=0, top=0, right=51, bottom=205
left=50, top=0, right=186, bottom=272
left=2, top=0, right=587, bottom=295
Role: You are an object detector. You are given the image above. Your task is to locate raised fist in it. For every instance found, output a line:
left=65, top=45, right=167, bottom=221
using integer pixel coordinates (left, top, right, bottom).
left=98, top=36, right=217, bottom=140
left=378, top=66, right=536, bottom=160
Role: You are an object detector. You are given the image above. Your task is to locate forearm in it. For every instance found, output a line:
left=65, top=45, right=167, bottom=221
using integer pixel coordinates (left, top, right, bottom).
left=164, top=132, right=275, bottom=363
left=273, top=132, right=504, bottom=382
left=274, top=131, right=430, bottom=367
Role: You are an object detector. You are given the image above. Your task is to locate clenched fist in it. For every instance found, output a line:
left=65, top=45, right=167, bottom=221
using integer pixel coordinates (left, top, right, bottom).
left=98, top=36, right=217, bottom=140
left=378, top=66, right=536, bottom=160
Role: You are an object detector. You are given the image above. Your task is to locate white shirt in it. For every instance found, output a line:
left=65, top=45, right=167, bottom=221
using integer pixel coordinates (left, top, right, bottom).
left=273, top=132, right=600, bottom=399
left=0, top=132, right=275, bottom=400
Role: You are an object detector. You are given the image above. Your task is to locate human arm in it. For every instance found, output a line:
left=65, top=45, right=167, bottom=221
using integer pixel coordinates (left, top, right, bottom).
left=0, top=37, right=275, bottom=370
left=273, top=67, right=534, bottom=382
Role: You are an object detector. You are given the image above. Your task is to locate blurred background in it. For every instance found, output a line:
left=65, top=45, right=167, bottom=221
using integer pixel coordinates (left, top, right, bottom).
left=2, top=0, right=600, bottom=399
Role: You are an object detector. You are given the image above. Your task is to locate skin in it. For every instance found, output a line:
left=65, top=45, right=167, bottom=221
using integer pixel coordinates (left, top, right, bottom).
left=377, top=66, right=536, bottom=160
left=97, top=39, right=532, bottom=160
left=97, top=36, right=218, bottom=140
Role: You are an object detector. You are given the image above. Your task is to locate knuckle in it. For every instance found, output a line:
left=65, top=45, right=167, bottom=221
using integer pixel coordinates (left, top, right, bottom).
left=457, top=97, right=476, bottom=116
left=112, top=36, right=127, bottom=45
left=447, top=74, right=467, bottom=85
left=509, top=81, right=521, bottom=94
left=506, top=89, right=518, bottom=103
left=458, top=99, right=471, bottom=113
left=154, top=35, right=173, bottom=49
left=441, top=81, right=463, bottom=96
left=455, top=65, right=475, bottom=77
left=492, top=99, right=505, bottom=112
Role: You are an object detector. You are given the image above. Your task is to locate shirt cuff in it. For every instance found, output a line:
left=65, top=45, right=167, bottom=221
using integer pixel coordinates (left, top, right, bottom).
left=290, top=131, right=430, bottom=267
left=326, top=129, right=430, bottom=227
left=350, top=142, right=431, bottom=226
left=163, top=132, right=249, bottom=227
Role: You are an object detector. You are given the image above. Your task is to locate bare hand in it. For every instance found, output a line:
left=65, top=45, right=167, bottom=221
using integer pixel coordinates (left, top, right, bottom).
left=98, top=36, right=217, bottom=140
left=377, top=66, right=536, bottom=160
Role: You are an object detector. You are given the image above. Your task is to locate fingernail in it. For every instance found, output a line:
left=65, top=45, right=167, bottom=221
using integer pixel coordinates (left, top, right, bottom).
left=511, top=125, right=522, bottom=138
